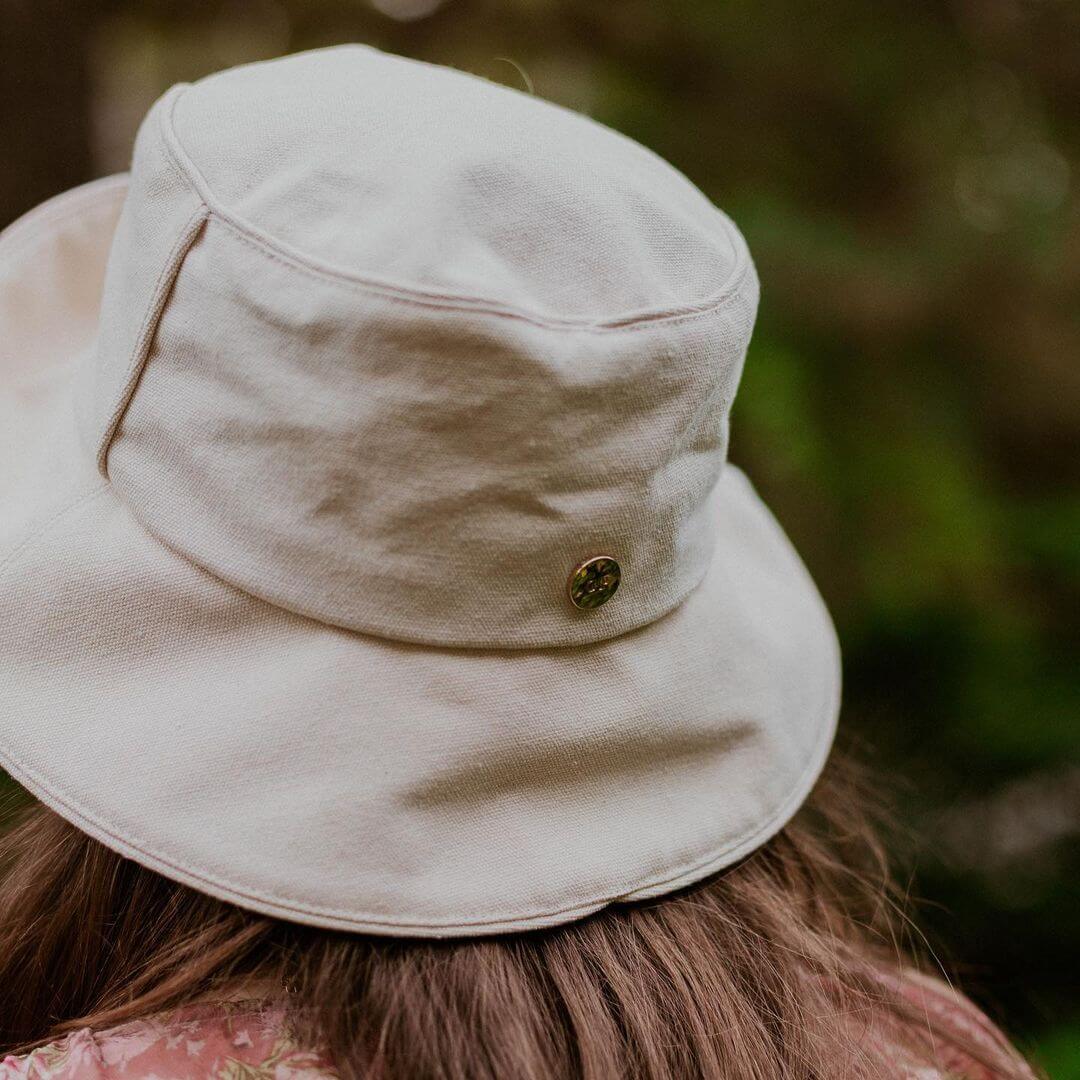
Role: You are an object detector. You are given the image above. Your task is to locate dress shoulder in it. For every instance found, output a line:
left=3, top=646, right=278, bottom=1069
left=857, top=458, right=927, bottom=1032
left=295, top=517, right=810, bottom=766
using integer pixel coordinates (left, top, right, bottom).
left=1, top=980, right=1033, bottom=1079
left=887, top=968, right=1036, bottom=1079
left=0, top=1001, right=337, bottom=1080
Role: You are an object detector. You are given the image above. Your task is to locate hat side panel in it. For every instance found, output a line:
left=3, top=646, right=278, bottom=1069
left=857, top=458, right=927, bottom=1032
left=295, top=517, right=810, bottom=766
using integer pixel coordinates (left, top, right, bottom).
left=75, top=87, right=208, bottom=474
left=106, top=215, right=759, bottom=650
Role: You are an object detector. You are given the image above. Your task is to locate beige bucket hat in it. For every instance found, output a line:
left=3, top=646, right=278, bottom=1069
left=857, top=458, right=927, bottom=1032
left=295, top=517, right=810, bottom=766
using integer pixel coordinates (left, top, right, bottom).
left=0, top=45, right=840, bottom=937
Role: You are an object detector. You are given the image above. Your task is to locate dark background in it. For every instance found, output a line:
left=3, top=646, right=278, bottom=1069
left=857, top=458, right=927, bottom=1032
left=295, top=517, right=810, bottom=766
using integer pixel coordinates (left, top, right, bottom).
left=2, top=0, right=1077, bottom=1073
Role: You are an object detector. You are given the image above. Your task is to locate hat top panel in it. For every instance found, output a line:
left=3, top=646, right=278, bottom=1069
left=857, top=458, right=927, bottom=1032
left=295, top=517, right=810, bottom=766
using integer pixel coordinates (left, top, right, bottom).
left=167, top=45, right=744, bottom=323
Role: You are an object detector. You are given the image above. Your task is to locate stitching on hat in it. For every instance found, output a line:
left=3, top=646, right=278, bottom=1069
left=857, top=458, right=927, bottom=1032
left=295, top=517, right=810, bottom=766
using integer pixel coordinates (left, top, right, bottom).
left=210, top=215, right=755, bottom=336
left=0, top=674, right=837, bottom=932
left=94, top=197, right=209, bottom=473
left=159, top=82, right=756, bottom=335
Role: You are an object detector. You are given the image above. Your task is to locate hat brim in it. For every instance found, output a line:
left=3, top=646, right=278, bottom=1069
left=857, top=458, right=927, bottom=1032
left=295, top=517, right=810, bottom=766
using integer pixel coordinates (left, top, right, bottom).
left=0, top=178, right=840, bottom=937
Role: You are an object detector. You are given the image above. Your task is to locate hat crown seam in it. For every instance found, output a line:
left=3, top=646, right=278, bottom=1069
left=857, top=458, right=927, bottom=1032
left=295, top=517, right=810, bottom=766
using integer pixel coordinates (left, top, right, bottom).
left=159, top=80, right=755, bottom=333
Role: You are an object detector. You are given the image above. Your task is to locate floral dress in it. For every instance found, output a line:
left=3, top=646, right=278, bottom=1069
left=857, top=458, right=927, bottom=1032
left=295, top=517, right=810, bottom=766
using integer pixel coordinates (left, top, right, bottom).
left=0, top=1003, right=335, bottom=1080
left=0, top=976, right=1034, bottom=1079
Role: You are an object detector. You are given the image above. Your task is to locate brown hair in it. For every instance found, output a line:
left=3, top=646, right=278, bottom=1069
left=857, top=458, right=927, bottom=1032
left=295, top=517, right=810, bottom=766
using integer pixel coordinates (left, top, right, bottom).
left=0, top=752, right=1032, bottom=1079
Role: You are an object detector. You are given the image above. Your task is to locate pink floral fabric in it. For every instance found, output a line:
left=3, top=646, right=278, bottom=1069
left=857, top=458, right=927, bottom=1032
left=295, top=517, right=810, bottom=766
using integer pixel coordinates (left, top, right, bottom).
left=885, top=970, right=1036, bottom=1080
left=0, top=975, right=1032, bottom=1079
left=0, top=1002, right=336, bottom=1080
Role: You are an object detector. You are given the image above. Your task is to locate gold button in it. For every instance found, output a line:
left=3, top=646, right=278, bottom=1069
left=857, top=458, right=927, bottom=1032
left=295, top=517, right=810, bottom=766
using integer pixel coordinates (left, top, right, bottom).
left=568, top=555, right=621, bottom=610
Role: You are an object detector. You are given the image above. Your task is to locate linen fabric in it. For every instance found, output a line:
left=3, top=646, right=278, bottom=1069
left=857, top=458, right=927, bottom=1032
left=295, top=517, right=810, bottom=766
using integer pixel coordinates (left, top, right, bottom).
left=0, top=45, right=841, bottom=936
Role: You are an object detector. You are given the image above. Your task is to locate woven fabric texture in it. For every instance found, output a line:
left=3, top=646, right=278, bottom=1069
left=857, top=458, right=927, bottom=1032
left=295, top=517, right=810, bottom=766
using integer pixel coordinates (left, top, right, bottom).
left=0, top=46, right=840, bottom=936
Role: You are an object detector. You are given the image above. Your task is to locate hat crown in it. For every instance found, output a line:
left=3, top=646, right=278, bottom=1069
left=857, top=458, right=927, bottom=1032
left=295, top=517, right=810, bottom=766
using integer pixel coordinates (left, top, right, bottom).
left=170, top=45, right=740, bottom=323
left=78, top=45, right=759, bottom=649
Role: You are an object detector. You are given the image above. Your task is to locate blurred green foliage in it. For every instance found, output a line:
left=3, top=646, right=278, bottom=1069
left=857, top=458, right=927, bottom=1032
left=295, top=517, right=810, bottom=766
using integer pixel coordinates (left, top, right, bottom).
left=2, top=0, right=1077, bottom=1073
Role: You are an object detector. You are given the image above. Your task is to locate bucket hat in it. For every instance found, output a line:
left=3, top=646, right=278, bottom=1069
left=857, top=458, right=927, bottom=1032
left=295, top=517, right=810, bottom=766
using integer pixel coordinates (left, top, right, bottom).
left=0, top=45, right=840, bottom=937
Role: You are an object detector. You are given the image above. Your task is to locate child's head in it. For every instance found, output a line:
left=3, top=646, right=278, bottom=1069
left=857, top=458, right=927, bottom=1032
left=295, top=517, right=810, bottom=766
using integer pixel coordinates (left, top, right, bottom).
left=0, top=45, right=1032, bottom=1080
